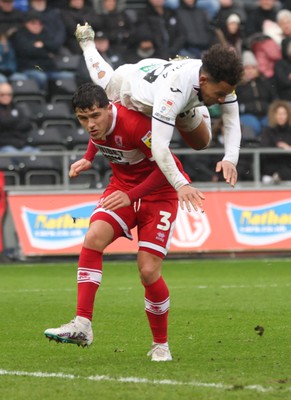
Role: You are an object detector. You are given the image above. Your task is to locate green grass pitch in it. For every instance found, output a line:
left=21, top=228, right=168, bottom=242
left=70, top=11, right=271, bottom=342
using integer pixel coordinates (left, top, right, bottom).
left=0, top=258, right=290, bottom=400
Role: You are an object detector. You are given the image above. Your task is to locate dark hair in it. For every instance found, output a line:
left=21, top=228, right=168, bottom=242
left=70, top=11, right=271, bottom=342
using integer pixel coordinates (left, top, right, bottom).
left=201, top=44, right=243, bottom=86
left=72, top=82, right=110, bottom=111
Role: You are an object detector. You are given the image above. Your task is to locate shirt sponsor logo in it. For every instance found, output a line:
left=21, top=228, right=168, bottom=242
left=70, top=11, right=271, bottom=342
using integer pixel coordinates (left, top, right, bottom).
left=115, top=135, right=123, bottom=147
left=227, top=200, right=291, bottom=245
left=159, top=99, right=174, bottom=115
left=141, top=130, right=152, bottom=148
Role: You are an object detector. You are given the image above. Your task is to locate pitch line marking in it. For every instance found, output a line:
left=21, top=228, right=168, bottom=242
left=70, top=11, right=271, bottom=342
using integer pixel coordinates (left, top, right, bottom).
left=0, top=369, right=290, bottom=393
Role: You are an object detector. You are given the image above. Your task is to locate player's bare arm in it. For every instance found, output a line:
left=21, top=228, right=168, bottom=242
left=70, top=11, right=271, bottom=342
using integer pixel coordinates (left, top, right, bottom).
left=215, top=160, right=238, bottom=187
left=69, top=159, right=92, bottom=178
left=178, top=184, right=205, bottom=212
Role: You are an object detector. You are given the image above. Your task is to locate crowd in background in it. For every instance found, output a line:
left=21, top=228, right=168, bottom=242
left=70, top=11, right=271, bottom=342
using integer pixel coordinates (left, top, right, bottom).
left=1, top=0, right=291, bottom=185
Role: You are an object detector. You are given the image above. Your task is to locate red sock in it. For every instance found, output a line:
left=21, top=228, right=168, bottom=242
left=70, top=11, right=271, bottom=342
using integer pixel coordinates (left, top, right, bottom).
left=76, top=247, right=103, bottom=321
left=143, top=276, right=169, bottom=344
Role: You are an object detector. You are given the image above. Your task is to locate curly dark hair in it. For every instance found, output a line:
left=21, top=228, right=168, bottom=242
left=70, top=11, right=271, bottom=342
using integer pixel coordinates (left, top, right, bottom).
left=201, top=44, right=243, bottom=86
left=72, top=82, right=109, bottom=112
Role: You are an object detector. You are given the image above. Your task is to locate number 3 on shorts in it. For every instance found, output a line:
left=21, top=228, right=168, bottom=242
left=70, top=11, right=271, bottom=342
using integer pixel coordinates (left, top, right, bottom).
left=157, top=211, right=171, bottom=231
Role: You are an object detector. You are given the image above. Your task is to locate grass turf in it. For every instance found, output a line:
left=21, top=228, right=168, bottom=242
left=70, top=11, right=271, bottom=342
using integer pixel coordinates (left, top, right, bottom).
left=0, top=258, right=290, bottom=399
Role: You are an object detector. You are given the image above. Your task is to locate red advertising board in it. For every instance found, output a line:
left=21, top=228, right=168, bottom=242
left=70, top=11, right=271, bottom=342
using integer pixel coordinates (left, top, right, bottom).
left=7, top=190, right=291, bottom=256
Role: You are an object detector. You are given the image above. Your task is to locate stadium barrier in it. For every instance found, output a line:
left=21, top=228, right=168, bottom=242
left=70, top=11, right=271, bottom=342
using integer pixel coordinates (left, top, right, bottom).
left=1, top=148, right=291, bottom=257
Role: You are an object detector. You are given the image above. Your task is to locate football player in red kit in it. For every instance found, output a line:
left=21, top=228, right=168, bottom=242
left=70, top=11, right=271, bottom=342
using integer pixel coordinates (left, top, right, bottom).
left=44, top=82, right=205, bottom=361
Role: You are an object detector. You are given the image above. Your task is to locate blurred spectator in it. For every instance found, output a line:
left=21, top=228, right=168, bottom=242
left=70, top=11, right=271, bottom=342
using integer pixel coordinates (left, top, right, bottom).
left=247, top=21, right=282, bottom=80
left=28, top=0, right=66, bottom=49
left=123, top=30, right=163, bottom=63
left=163, top=0, right=221, bottom=19
left=281, top=0, right=291, bottom=9
left=260, top=99, right=291, bottom=183
left=13, top=0, right=29, bottom=11
left=96, top=0, right=137, bottom=53
left=61, top=0, right=102, bottom=54
left=0, top=81, right=35, bottom=153
left=244, top=0, right=279, bottom=38
left=10, top=11, right=76, bottom=93
left=164, top=0, right=180, bottom=9
left=177, top=0, right=212, bottom=59
left=196, top=0, right=220, bottom=20
left=276, top=9, right=291, bottom=38
left=236, top=50, right=277, bottom=137
left=212, top=13, right=243, bottom=57
left=0, top=0, right=25, bottom=37
left=274, top=37, right=291, bottom=100
left=76, top=30, right=124, bottom=85
left=47, top=0, right=73, bottom=8
left=212, top=0, right=246, bottom=29
left=136, top=0, right=185, bottom=59
left=91, top=0, right=123, bottom=12
left=0, top=27, right=27, bottom=82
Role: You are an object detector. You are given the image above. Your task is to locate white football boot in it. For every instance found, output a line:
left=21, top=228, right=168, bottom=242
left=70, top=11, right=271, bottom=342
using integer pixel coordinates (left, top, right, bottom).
left=147, top=344, right=172, bottom=362
left=74, top=22, right=95, bottom=47
left=44, top=316, right=93, bottom=347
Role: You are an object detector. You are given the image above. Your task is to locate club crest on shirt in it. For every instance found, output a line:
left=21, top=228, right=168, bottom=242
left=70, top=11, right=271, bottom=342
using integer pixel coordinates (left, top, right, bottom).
left=159, top=99, right=174, bottom=115
left=141, top=131, right=152, bottom=148
left=115, top=135, right=123, bottom=147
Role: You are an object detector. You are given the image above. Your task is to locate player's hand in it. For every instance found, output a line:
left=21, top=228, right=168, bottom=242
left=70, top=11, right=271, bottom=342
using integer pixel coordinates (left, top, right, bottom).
left=178, top=185, right=205, bottom=213
left=215, top=160, right=237, bottom=187
left=69, top=159, right=92, bottom=178
left=101, top=190, right=131, bottom=211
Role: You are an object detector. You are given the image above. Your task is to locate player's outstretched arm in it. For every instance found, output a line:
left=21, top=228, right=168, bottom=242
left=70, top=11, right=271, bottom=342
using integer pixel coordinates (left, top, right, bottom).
left=69, top=159, right=92, bottom=178
left=177, top=184, right=205, bottom=213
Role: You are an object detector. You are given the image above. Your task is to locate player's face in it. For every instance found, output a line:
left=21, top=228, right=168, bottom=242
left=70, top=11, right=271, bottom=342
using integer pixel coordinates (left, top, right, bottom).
left=75, top=104, right=113, bottom=141
left=199, top=75, right=235, bottom=106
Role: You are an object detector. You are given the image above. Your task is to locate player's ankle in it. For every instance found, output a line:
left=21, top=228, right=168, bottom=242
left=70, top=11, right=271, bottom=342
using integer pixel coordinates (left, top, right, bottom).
left=80, top=40, right=95, bottom=52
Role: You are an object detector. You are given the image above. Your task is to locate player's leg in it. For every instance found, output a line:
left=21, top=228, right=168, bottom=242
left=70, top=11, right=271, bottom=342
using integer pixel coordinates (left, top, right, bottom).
left=75, top=22, right=114, bottom=90
left=137, top=198, right=177, bottom=361
left=44, top=201, right=128, bottom=347
left=176, top=105, right=212, bottom=150
left=138, top=251, right=172, bottom=362
left=44, top=218, right=116, bottom=347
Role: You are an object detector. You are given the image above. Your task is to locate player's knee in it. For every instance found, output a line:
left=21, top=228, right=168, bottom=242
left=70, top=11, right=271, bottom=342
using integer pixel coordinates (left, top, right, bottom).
left=138, top=253, right=162, bottom=285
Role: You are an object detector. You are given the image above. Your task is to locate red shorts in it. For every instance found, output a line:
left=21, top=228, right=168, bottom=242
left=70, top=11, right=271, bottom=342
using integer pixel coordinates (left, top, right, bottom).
left=90, top=193, right=178, bottom=259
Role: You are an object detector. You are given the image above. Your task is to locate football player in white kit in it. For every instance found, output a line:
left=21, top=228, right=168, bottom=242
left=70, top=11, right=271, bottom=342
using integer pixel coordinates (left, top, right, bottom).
left=75, top=23, right=244, bottom=204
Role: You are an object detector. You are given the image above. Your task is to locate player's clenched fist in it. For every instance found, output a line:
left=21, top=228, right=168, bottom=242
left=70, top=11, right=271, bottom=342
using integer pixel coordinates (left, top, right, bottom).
left=69, top=158, right=92, bottom=178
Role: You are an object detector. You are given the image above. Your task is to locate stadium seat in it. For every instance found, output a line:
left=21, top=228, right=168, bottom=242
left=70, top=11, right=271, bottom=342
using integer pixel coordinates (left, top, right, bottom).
left=32, top=102, right=74, bottom=126
left=69, top=169, right=103, bottom=190
left=25, top=170, right=61, bottom=186
left=0, top=158, right=21, bottom=186
left=17, top=155, right=62, bottom=186
left=48, top=76, right=78, bottom=98
left=14, top=96, right=47, bottom=119
left=55, top=54, right=81, bottom=72
left=66, top=125, right=89, bottom=150
left=11, top=78, right=45, bottom=97
left=27, top=126, right=68, bottom=151
left=51, top=94, right=73, bottom=112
